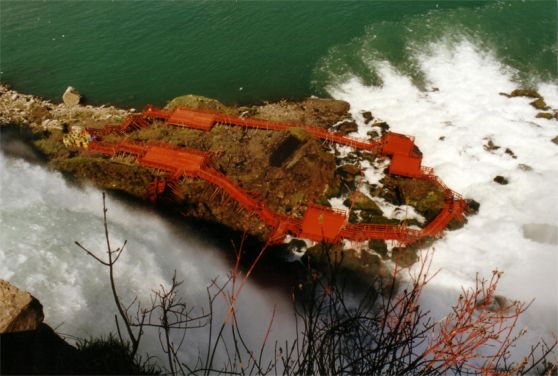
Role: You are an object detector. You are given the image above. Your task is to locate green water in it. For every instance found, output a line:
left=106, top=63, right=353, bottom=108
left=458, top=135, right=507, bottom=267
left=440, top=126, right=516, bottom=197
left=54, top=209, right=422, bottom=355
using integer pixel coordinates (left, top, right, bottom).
left=0, top=1, right=555, bottom=107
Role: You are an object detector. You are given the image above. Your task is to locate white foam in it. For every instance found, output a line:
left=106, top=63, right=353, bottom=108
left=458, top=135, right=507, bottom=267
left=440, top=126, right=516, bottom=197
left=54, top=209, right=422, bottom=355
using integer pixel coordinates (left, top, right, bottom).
left=0, top=153, right=293, bottom=365
left=328, top=38, right=558, bottom=361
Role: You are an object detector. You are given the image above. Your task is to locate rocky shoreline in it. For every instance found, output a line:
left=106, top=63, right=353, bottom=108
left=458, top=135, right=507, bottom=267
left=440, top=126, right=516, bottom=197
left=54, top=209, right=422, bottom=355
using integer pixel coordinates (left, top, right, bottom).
left=0, top=83, right=475, bottom=280
left=4, top=83, right=554, bottom=278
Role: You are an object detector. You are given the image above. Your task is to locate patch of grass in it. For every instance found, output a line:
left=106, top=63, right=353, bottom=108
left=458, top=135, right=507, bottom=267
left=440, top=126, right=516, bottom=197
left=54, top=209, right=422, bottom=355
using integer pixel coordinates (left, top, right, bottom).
left=32, top=130, right=67, bottom=158
left=76, top=334, right=160, bottom=375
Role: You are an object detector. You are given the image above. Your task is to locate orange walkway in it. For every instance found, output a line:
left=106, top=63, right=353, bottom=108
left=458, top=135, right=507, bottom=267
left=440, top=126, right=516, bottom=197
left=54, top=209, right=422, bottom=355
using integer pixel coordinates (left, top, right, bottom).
left=84, top=106, right=467, bottom=246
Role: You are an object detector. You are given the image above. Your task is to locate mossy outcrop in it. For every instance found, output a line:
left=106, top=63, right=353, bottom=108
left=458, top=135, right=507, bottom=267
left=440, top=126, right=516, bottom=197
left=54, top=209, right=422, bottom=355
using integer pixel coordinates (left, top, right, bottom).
left=165, top=94, right=235, bottom=114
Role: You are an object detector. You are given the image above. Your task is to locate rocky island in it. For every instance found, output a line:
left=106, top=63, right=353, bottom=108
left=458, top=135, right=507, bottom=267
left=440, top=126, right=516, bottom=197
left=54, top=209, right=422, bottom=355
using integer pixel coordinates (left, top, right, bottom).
left=0, top=84, right=478, bottom=278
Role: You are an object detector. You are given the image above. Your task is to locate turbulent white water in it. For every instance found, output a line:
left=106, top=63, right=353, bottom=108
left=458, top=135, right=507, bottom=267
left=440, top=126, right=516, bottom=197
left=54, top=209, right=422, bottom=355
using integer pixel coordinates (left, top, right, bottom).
left=0, top=153, right=294, bottom=365
left=328, top=38, right=558, bottom=359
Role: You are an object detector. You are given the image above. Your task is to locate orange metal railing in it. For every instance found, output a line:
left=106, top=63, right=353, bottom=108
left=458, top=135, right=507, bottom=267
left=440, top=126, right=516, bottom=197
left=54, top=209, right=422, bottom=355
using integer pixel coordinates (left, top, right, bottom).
left=82, top=105, right=467, bottom=245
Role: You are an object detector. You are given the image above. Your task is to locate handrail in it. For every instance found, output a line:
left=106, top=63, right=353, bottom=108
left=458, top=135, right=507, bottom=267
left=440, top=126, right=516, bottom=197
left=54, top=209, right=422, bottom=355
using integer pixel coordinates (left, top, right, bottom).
left=80, top=105, right=467, bottom=246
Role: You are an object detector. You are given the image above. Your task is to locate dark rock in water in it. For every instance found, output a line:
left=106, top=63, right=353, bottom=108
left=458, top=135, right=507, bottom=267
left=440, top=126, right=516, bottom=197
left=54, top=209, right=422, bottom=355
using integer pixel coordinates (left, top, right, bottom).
left=367, top=130, right=380, bottom=139
left=368, top=239, right=388, bottom=259
left=493, top=175, right=509, bottom=185
left=337, top=120, right=358, bottom=134
left=530, top=98, right=550, bottom=111
left=286, top=239, right=307, bottom=253
left=393, top=176, right=445, bottom=221
left=483, top=139, right=500, bottom=152
left=375, top=121, right=390, bottom=131
left=361, top=111, right=374, bottom=123
left=508, top=89, right=542, bottom=98
left=536, top=112, right=554, bottom=120
left=465, top=199, right=480, bottom=215
left=505, top=148, right=517, bottom=159
left=552, top=136, right=558, bottom=145
left=447, top=217, right=467, bottom=230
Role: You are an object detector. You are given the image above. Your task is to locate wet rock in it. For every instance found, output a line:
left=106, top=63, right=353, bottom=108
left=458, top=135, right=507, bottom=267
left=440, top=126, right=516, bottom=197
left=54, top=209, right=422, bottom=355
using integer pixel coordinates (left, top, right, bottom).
left=391, top=246, right=417, bottom=268
left=508, top=89, right=542, bottom=98
left=530, top=98, right=550, bottom=111
left=368, top=239, right=388, bottom=259
left=338, top=163, right=361, bottom=176
left=367, top=130, right=380, bottom=139
left=286, top=239, right=308, bottom=253
left=303, top=97, right=350, bottom=117
left=536, top=112, right=554, bottom=120
left=361, top=111, right=374, bottom=123
left=483, top=139, right=500, bottom=151
left=493, top=175, right=509, bottom=185
left=337, top=120, right=358, bottom=134
left=504, top=148, right=517, bottom=159
left=374, top=121, right=390, bottom=131
left=343, top=191, right=382, bottom=215
left=552, top=136, right=558, bottom=145
left=395, top=177, right=446, bottom=221
left=0, top=280, right=44, bottom=333
left=62, top=86, right=81, bottom=107
left=465, top=199, right=480, bottom=215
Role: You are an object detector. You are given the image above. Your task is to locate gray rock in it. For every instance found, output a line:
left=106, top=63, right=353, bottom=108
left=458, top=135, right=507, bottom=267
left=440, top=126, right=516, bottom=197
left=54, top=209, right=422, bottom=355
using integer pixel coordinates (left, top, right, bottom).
left=62, top=86, right=81, bottom=107
left=0, top=280, right=44, bottom=333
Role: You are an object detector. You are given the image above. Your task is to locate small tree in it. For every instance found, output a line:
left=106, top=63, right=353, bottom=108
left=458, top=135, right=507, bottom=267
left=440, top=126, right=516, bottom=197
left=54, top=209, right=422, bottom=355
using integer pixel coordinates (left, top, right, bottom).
left=76, top=194, right=557, bottom=375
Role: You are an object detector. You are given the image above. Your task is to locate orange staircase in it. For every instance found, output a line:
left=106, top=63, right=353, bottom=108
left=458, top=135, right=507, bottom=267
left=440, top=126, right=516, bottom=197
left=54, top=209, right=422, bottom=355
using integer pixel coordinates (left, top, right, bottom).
left=82, top=105, right=467, bottom=246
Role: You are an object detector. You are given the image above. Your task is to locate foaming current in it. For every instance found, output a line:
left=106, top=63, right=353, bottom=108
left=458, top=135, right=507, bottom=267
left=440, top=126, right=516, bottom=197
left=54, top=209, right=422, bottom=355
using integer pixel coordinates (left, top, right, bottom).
left=328, top=39, right=558, bottom=357
left=0, top=153, right=293, bottom=362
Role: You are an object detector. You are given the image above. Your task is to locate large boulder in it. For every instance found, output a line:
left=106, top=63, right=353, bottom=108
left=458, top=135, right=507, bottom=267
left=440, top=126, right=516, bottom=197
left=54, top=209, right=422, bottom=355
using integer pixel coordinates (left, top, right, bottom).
left=508, top=89, right=542, bottom=98
left=165, top=94, right=234, bottom=113
left=0, top=280, right=44, bottom=333
left=62, top=86, right=81, bottom=107
left=530, top=98, right=550, bottom=111
left=344, top=191, right=383, bottom=215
